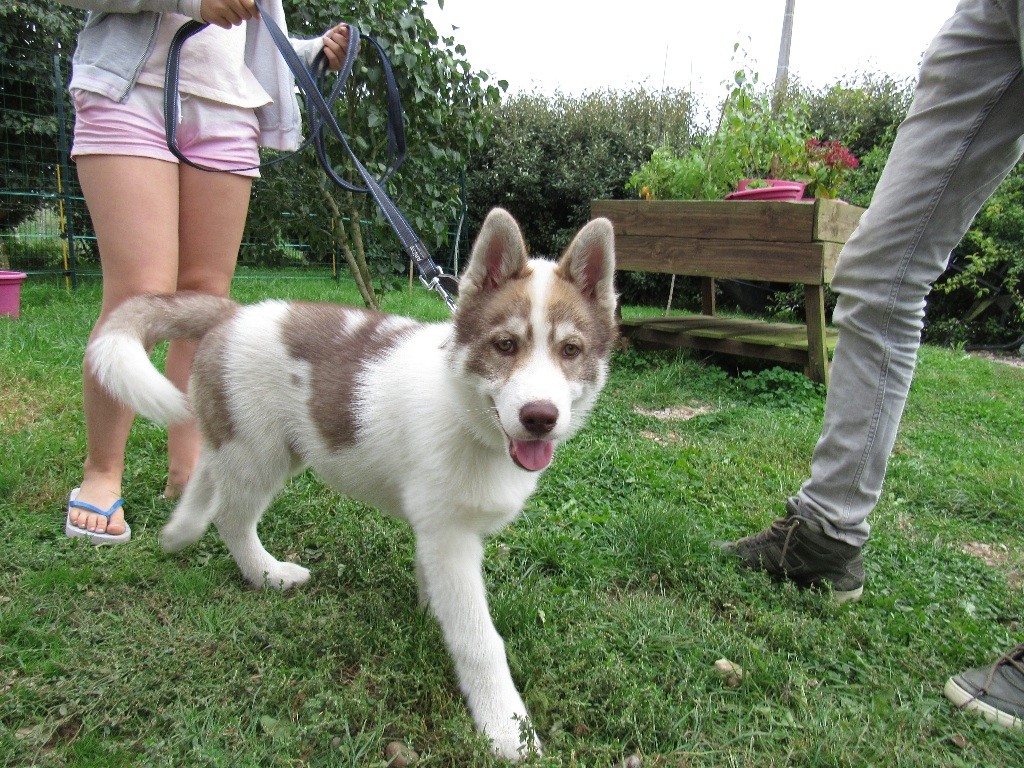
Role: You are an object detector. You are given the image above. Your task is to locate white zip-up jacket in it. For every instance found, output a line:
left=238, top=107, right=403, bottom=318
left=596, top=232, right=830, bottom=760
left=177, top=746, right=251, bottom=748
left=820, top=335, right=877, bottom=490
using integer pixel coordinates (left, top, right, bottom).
left=59, top=0, right=324, bottom=150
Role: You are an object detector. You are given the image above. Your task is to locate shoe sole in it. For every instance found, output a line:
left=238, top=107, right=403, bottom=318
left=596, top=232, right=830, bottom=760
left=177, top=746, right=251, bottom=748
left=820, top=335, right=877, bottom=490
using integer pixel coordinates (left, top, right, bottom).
left=832, top=585, right=864, bottom=604
left=944, top=677, right=1023, bottom=729
left=64, top=518, right=132, bottom=545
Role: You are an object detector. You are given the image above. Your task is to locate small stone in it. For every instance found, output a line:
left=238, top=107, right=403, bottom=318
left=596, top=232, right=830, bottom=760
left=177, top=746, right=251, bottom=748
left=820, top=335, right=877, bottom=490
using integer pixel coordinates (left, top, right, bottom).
left=949, top=733, right=969, bottom=750
left=623, top=755, right=643, bottom=768
left=714, top=657, right=744, bottom=687
left=384, top=740, right=418, bottom=767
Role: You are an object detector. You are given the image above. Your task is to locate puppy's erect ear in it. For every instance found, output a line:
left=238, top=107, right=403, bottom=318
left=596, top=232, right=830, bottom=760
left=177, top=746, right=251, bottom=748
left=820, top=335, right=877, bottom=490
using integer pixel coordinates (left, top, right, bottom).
left=460, top=208, right=530, bottom=295
left=555, top=217, right=616, bottom=311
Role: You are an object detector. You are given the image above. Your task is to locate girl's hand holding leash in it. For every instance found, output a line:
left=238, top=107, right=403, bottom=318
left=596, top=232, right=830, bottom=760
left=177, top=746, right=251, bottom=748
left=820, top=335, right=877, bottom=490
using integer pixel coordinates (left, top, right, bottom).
left=200, top=0, right=259, bottom=28
left=321, top=23, right=352, bottom=71
left=199, top=0, right=350, bottom=71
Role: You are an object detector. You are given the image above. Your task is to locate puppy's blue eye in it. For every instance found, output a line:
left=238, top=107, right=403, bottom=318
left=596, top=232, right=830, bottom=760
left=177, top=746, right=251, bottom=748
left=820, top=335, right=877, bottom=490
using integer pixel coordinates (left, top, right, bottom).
left=562, top=342, right=581, bottom=358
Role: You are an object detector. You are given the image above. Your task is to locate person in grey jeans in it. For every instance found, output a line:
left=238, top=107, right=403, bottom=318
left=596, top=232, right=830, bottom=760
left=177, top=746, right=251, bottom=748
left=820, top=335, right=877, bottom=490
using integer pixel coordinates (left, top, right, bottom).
left=722, top=0, right=1022, bottom=729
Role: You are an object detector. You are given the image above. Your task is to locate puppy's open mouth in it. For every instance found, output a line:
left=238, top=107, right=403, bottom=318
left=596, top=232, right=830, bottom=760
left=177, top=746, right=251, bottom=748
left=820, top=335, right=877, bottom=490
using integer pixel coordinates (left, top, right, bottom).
left=509, top=438, right=555, bottom=472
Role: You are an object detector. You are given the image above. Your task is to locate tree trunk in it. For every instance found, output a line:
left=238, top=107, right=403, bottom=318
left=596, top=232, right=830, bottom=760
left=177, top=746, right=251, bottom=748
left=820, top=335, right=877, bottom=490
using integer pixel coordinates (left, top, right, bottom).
left=315, top=170, right=378, bottom=309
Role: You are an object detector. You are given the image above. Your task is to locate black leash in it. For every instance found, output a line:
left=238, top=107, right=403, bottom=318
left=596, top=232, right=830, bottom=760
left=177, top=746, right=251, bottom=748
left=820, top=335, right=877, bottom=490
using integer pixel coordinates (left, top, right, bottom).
left=163, top=5, right=459, bottom=311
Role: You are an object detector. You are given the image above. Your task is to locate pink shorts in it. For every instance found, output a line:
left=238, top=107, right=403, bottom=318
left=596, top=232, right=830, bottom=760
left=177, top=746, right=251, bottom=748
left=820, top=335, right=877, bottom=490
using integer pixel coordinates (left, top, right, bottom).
left=71, top=84, right=261, bottom=178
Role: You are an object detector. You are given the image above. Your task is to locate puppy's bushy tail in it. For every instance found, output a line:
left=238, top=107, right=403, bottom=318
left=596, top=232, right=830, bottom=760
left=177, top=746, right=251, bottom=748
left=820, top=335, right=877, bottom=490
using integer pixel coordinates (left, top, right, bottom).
left=87, top=293, right=238, bottom=425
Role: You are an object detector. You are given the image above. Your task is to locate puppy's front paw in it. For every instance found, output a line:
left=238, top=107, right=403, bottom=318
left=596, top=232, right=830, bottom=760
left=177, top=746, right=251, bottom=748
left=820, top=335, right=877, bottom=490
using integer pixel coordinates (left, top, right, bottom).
left=254, top=561, right=311, bottom=591
left=486, top=716, right=541, bottom=762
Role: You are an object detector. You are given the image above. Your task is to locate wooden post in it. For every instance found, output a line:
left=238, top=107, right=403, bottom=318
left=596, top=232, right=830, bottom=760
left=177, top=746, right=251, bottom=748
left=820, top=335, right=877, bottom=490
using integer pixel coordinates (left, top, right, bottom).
left=804, top=283, right=829, bottom=386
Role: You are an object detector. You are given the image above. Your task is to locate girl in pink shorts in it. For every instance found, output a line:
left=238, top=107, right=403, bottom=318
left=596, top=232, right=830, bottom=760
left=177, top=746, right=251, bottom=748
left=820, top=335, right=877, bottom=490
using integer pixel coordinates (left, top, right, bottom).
left=61, top=0, right=349, bottom=544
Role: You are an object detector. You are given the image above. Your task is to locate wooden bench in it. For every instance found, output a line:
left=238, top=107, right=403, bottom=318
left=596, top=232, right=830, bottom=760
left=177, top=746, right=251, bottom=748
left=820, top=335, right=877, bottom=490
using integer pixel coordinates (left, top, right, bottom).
left=591, top=198, right=865, bottom=387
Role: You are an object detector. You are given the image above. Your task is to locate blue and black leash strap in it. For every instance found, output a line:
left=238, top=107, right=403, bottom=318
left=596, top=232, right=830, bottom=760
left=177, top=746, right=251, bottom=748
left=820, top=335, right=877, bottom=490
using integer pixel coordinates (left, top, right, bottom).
left=164, top=4, right=459, bottom=311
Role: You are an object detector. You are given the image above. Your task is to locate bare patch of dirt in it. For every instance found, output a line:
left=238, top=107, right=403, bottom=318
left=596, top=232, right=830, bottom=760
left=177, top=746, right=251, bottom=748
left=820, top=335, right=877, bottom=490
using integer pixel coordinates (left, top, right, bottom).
left=961, top=541, right=1024, bottom=590
left=640, top=429, right=680, bottom=445
left=635, top=404, right=715, bottom=445
left=969, top=351, right=1024, bottom=369
left=633, top=404, right=715, bottom=421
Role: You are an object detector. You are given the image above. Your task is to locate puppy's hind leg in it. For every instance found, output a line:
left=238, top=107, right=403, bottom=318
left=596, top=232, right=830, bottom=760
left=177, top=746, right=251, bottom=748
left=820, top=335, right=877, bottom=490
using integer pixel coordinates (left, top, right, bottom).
left=209, top=447, right=309, bottom=590
left=161, top=456, right=219, bottom=552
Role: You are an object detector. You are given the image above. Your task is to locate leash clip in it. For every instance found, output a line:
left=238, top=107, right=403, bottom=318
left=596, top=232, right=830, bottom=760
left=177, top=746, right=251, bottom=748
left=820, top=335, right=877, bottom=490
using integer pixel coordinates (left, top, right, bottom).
left=421, top=272, right=459, bottom=313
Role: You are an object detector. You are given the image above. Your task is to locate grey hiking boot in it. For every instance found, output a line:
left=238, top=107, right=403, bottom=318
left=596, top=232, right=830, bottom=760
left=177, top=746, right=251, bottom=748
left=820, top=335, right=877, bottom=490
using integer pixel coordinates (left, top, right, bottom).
left=721, top=501, right=865, bottom=604
left=944, top=642, right=1024, bottom=729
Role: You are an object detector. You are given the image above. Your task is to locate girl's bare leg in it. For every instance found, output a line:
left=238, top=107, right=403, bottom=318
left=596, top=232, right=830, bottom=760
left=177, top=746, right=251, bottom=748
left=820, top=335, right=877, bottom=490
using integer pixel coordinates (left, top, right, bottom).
left=163, top=164, right=251, bottom=498
left=70, top=155, right=180, bottom=534
left=69, top=157, right=251, bottom=530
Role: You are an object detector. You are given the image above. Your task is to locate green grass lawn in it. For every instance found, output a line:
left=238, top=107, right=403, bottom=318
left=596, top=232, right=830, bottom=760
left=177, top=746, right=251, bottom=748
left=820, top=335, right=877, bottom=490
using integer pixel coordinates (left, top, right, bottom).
left=2, top=273, right=1022, bottom=767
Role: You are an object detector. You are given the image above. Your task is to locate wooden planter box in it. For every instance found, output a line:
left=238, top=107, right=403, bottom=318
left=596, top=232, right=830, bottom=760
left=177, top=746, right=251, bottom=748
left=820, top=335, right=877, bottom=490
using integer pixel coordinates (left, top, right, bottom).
left=591, top=198, right=865, bottom=387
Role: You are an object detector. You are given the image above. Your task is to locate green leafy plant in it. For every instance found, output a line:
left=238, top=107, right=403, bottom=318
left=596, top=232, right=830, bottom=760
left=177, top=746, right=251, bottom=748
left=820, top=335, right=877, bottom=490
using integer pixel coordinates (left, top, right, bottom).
left=929, top=164, right=1024, bottom=345
left=793, top=138, right=860, bottom=199
left=627, top=49, right=810, bottom=201
left=734, top=366, right=825, bottom=413
left=626, top=144, right=721, bottom=201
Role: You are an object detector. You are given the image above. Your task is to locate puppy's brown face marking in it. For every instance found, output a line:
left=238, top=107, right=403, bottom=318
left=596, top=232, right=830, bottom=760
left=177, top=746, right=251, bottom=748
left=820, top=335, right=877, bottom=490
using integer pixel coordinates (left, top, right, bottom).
left=546, top=268, right=618, bottom=384
left=282, top=303, right=417, bottom=450
left=454, top=270, right=536, bottom=384
left=454, top=260, right=617, bottom=393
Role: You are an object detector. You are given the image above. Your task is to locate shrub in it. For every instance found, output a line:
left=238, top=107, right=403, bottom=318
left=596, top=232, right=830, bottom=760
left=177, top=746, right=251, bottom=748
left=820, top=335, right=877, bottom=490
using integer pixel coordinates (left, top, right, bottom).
left=796, top=73, right=914, bottom=158
left=465, top=88, right=698, bottom=256
left=927, top=163, right=1024, bottom=346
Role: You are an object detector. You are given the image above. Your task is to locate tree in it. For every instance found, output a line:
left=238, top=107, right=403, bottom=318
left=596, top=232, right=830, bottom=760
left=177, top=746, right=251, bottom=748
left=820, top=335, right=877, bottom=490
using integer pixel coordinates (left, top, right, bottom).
left=244, top=0, right=503, bottom=308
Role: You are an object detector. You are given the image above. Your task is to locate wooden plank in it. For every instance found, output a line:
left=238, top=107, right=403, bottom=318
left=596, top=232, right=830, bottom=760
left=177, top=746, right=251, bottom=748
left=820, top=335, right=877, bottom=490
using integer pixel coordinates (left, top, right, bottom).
left=813, top=199, right=865, bottom=243
left=804, top=284, right=830, bottom=386
left=821, top=241, right=844, bottom=283
left=592, top=199, right=819, bottom=242
left=700, top=277, right=716, bottom=315
left=615, top=236, right=829, bottom=284
left=623, top=316, right=833, bottom=351
left=592, top=199, right=865, bottom=246
left=622, top=324, right=812, bottom=366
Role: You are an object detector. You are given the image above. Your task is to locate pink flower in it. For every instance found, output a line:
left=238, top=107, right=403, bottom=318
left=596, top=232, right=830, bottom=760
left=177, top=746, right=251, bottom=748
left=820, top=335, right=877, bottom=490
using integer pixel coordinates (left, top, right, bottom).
left=805, top=139, right=859, bottom=170
left=802, top=139, right=859, bottom=198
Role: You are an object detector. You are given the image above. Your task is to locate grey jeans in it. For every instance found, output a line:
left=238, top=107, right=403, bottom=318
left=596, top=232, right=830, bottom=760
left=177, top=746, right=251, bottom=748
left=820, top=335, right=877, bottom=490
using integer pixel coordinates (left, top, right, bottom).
left=793, top=0, right=1024, bottom=546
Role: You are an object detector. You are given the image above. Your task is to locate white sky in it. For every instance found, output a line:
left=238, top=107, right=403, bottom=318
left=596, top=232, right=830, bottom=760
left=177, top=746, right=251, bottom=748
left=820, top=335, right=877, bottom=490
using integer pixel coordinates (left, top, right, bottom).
left=425, top=1, right=961, bottom=115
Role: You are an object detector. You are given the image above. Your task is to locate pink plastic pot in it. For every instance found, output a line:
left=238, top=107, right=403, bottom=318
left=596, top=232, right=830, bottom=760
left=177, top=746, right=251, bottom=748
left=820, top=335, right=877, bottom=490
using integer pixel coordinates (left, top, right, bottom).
left=724, top=178, right=807, bottom=201
left=0, top=271, right=28, bottom=318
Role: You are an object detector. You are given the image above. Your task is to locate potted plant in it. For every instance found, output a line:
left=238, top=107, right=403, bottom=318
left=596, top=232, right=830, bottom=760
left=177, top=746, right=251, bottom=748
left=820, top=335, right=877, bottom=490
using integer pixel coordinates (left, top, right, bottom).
left=594, top=58, right=866, bottom=383
left=628, top=61, right=812, bottom=202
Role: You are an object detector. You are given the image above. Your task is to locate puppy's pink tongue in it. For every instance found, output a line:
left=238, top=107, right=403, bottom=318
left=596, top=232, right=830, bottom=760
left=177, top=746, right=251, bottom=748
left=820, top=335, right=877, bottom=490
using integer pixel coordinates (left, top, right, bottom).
left=510, top=439, right=555, bottom=471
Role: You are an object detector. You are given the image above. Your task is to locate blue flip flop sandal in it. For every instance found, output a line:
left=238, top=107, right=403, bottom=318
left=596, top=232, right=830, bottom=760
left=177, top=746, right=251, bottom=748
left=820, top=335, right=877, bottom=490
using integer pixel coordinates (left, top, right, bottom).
left=65, top=487, right=132, bottom=545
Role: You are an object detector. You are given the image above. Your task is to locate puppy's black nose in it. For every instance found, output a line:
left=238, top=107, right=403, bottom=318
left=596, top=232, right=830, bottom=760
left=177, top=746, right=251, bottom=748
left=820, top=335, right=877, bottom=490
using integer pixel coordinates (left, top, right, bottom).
left=520, top=401, right=558, bottom=436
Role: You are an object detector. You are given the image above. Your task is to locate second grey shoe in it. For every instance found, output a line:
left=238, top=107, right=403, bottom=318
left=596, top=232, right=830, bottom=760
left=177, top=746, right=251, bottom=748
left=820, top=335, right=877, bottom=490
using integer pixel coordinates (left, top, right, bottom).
left=944, top=642, right=1024, bottom=729
left=722, top=501, right=865, bottom=603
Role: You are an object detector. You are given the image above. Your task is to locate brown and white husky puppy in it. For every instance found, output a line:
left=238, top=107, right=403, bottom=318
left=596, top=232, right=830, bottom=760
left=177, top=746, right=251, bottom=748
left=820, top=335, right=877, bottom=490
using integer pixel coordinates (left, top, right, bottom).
left=87, top=208, right=617, bottom=760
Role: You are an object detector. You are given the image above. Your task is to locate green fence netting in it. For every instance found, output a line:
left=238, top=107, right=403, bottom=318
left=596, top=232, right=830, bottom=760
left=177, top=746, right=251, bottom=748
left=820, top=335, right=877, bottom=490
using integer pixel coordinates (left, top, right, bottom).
left=1, top=44, right=87, bottom=286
